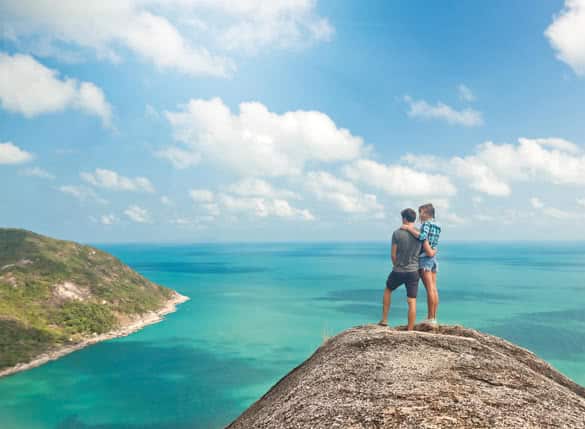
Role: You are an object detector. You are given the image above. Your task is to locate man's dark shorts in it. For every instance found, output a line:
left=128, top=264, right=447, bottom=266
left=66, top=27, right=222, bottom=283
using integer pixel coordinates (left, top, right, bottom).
left=386, top=270, right=420, bottom=298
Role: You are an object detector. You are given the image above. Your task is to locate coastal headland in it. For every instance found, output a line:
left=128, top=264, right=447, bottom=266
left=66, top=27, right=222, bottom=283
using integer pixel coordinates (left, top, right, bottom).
left=0, top=228, right=189, bottom=378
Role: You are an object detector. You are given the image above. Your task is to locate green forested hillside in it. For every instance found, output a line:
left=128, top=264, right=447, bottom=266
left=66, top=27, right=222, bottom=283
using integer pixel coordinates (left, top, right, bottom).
left=0, top=228, right=174, bottom=371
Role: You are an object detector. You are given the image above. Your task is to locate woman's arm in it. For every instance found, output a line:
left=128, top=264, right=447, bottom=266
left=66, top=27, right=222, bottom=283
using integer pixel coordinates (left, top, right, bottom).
left=422, top=240, right=436, bottom=257
left=401, top=223, right=421, bottom=238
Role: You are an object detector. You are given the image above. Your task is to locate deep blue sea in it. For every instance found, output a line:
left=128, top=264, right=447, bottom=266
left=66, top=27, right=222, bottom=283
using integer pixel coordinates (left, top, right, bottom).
left=1, top=242, right=584, bottom=428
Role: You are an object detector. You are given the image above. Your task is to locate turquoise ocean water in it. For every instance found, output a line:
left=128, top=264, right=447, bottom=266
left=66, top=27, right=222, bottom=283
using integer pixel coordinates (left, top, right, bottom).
left=1, top=242, right=584, bottom=428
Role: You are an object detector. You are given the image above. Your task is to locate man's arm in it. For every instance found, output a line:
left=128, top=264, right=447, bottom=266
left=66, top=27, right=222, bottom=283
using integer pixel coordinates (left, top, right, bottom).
left=391, top=243, right=398, bottom=266
left=422, top=239, right=436, bottom=257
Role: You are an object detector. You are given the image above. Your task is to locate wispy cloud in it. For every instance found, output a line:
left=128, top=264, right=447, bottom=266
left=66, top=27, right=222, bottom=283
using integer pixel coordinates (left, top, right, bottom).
left=81, top=169, right=155, bottom=193
left=403, top=95, right=483, bottom=127
left=530, top=197, right=544, bottom=209
left=99, top=214, right=118, bottom=225
left=457, top=84, right=476, bottom=102
left=58, top=185, right=108, bottom=204
left=124, top=205, right=151, bottom=223
left=19, top=166, right=55, bottom=179
left=189, top=189, right=215, bottom=203
left=155, top=146, right=200, bottom=169
left=160, top=196, right=173, bottom=206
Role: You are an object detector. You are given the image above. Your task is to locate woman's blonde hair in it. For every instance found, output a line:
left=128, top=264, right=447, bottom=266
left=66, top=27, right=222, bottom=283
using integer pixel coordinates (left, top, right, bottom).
left=418, top=203, right=435, bottom=219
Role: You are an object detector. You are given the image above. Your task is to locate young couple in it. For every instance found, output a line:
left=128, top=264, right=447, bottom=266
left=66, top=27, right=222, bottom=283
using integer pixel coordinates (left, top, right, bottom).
left=379, top=203, right=441, bottom=330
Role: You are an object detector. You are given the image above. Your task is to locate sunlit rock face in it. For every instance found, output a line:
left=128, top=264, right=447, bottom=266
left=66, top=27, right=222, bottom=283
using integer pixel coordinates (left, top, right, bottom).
left=228, top=324, right=585, bottom=429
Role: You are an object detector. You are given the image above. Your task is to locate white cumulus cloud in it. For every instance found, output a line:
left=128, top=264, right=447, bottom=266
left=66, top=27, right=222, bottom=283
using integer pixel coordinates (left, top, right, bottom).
left=404, top=137, right=585, bottom=197
left=227, top=178, right=300, bottom=200
left=0, top=0, right=333, bottom=77
left=188, top=185, right=312, bottom=220
left=0, top=53, right=112, bottom=126
left=164, top=97, right=364, bottom=176
left=399, top=154, right=444, bottom=172
left=81, top=169, right=155, bottom=192
left=546, top=0, right=585, bottom=76
left=306, top=171, right=384, bottom=217
left=219, top=194, right=314, bottom=220
left=0, top=142, right=33, bottom=164
left=470, top=138, right=585, bottom=186
left=343, top=159, right=457, bottom=197
left=450, top=155, right=511, bottom=196
left=0, top=1, right=233, bottom=77
left=403, top=95, right=483, bottom=127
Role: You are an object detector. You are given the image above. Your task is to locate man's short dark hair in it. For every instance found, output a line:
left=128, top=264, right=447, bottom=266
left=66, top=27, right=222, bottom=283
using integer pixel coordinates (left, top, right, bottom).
left=401, top=208, right=416, bottom=223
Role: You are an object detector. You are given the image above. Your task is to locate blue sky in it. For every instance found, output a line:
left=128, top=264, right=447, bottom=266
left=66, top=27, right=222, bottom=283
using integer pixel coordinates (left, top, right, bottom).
left=1, top=0, right=585, bottom=242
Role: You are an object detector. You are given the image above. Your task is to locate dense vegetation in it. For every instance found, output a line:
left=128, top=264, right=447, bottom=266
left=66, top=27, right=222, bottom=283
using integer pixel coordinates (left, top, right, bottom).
left=0, top=228, right=174, bottom=371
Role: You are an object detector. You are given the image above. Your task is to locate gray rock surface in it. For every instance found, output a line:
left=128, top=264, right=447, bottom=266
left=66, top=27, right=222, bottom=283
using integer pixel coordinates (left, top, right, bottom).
left=228, top=324, right=585, bottom=428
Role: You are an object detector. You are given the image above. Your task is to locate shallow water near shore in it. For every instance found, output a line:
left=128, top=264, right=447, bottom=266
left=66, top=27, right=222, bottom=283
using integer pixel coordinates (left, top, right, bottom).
left=1, top=242, right=584, bottom=428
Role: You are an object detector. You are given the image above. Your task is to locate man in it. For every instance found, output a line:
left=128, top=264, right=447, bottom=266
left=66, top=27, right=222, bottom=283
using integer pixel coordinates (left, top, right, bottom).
left=379, top=208, right=421, bottom=330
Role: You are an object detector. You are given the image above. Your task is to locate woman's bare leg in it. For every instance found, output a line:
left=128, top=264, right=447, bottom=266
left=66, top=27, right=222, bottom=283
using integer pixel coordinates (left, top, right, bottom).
left=420, top=270, right=435, bottom=320
left=431, top=271, right=439, bottom=320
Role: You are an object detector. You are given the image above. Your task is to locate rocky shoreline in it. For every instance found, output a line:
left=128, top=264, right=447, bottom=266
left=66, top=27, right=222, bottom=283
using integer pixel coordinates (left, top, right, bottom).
left=0, top=292, right=189, bottom=379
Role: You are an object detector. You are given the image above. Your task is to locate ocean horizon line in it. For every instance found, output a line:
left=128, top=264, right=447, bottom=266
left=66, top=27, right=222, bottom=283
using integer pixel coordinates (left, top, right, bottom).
left=88, top=239, right=585, bottom=246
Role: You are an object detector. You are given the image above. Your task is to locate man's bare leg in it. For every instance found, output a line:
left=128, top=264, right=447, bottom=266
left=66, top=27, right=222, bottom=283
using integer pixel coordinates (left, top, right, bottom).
left=407, top=297, right=416, bottom=330
left=420, top=270, right=435, bottom=320
left=379, top=287, right=391, bottom=325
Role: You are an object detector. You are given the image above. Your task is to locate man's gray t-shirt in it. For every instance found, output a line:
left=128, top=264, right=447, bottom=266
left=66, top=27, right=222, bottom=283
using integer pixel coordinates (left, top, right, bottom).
left=391, top=229, right=422, bottom=272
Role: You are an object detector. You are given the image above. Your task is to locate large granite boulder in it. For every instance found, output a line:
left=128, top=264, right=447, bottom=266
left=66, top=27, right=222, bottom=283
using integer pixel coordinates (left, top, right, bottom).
left=228, top=324, right=585, bottom=428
